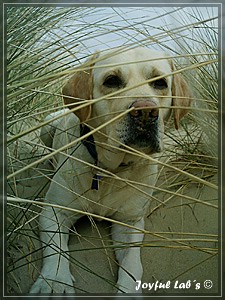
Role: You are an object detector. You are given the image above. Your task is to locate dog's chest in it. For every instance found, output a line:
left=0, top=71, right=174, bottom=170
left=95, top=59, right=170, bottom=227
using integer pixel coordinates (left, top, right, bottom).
left=52, top=142, right=157, bottom=221
left=86, top=163, right=157, bottom=221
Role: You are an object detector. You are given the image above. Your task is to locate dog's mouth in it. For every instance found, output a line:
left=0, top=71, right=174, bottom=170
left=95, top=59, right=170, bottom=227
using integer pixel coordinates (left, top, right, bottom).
left=118, top=111, right=162, bottom=154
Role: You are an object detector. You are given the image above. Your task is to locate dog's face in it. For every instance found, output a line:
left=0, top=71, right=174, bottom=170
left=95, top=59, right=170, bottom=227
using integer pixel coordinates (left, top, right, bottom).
left=63, top=47, right=191, bottom=156
left=92, top=48, right=174, bottom=154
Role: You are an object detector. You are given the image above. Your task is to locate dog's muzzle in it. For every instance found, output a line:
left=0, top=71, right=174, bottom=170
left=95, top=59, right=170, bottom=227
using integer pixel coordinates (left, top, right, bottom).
left=122, top=100, right=161, bottom=153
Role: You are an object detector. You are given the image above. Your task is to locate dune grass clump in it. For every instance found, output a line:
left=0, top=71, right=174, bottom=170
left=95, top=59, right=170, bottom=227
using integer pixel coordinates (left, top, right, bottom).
left=6, top=6, right=218, bottom=294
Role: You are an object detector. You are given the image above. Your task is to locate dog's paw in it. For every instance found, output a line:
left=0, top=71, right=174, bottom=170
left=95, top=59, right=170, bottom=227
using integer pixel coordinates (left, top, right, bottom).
left=30, top=271, right=75, bottom=294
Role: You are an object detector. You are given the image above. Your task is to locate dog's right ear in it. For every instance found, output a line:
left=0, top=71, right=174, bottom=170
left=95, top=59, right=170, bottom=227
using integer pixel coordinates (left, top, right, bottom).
left=170, top=60, right=192, bottom=129
left=62, top=53, right=98, bottom=122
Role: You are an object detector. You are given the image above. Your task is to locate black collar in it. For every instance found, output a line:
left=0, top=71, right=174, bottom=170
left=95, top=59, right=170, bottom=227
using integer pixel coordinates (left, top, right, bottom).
left=80, top=125, right=102, bottom=190
left=80, top=125, right=132, bottom=190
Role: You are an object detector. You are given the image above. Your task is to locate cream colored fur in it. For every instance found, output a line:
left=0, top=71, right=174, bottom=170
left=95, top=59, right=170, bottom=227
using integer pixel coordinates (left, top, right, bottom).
left=30, top=47, right=191, bottom=294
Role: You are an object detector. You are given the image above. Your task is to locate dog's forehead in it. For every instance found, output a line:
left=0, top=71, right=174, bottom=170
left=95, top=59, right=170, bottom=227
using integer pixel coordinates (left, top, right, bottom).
left=93, top=47, right=171, bottom=77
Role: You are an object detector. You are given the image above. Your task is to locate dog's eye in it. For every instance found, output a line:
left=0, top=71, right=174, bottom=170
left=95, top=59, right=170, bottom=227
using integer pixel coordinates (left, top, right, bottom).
left=103, top=75, right=123, bottom=88
left=152, top=78, right=168, bottom=90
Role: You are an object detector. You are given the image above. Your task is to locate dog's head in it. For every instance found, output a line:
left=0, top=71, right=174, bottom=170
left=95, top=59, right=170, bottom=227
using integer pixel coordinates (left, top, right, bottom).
left=62, top=47, right=192, bottom=156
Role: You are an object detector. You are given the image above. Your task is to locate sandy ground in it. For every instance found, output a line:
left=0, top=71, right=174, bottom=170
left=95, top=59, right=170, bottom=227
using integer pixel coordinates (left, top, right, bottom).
left=7, top=138, right=219, bottom=296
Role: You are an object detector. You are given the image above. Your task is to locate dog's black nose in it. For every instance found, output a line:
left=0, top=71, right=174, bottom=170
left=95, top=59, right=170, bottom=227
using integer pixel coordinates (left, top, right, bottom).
left=129, top=100, right=159, bottom=123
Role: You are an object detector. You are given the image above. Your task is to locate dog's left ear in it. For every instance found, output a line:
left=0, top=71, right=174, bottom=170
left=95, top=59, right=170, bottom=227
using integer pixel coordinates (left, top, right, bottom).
left=62, top=53, right=98, bottom=122
left=171, top=61, right=192, bottom=129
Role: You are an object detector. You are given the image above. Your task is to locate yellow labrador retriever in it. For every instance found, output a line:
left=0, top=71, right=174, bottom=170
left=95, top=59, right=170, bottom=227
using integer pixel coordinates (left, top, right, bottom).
left=30, top=47, right=191, bottom=294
